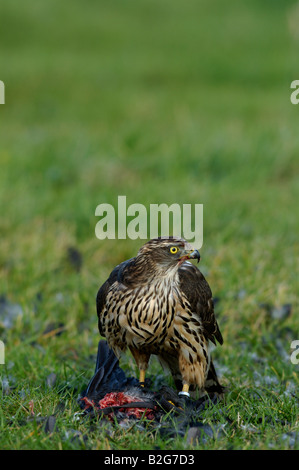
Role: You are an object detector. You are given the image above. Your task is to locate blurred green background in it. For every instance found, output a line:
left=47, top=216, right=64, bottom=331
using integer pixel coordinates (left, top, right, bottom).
left=0, top=0, right=298, bottom=450
left=0, top=0, right=298, bottom=304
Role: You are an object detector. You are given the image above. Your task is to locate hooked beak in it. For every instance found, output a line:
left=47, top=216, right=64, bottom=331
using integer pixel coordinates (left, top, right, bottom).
left=179, top=249, right=201, bottom=263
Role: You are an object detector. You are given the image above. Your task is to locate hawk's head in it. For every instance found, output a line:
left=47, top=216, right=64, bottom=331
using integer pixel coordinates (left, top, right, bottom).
left=136, top=236, right=200, bottom=273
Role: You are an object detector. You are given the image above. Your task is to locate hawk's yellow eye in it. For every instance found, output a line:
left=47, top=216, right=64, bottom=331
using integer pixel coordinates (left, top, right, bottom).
left=170, top=246, right=179, bottom=254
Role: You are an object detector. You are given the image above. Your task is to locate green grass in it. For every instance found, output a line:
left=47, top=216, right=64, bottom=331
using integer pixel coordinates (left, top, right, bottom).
left=0, top=0, right=298, bottom=450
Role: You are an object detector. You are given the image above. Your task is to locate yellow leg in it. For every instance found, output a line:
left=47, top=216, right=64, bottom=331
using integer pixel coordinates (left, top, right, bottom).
left=178, top=383, right=190, bottom=397
left=139, top=369, right=146, bottom=387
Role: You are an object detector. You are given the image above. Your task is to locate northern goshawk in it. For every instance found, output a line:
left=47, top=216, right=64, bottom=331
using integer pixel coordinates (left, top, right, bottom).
left=97, top=237, right=223, bottom=397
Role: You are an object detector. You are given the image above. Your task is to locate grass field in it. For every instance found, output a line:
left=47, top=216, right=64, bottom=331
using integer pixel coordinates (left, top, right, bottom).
left=0, top=0, right=298, bottom=450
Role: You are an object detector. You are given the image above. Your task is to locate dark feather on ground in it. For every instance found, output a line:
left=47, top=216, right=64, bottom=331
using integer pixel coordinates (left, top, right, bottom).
left=79, top=340, right=223, bottom=436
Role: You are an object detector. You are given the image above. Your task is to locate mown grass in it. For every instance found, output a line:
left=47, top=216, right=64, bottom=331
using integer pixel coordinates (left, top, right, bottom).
left=0, top=0, right=298, bottom=450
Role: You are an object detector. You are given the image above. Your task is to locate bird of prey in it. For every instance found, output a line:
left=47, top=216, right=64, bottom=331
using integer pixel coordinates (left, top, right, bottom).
left=97, top=237, right=223, bottom=398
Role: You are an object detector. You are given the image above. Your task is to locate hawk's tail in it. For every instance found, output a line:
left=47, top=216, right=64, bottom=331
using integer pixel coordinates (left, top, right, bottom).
left=204, top=359, right=225, bottom=397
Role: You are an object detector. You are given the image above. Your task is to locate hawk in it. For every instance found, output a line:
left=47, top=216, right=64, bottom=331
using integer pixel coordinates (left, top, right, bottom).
left=97, top=237, right=223, bottom=398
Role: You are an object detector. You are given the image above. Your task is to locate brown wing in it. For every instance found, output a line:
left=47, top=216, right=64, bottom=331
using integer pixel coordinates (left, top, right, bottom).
left=96, top=258, right=136, bottom=336
left=178, top=262, right=223, bottom=346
